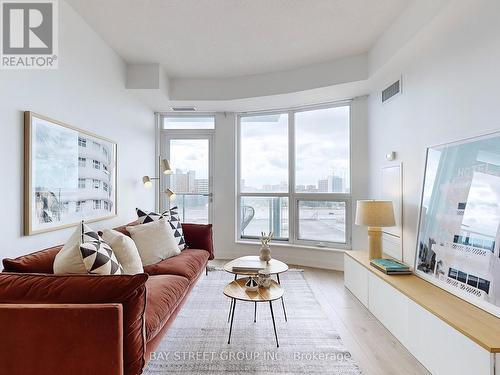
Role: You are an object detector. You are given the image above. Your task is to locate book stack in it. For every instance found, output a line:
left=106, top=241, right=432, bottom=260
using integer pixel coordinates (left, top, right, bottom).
left=231, top=260, right=266, bottom=273
left=370, top=258, right=411, bottom=275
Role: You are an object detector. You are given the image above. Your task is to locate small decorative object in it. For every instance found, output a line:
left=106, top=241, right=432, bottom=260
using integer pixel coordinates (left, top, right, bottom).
left=24, top=112, right=117, bottom=235
left=259, top=231, right=273, bottom=262
left=245, top=277, right=259, bottom=292
left=258, top=270, right=272, bottom=288
left=355, top=200, right=395, bottom=260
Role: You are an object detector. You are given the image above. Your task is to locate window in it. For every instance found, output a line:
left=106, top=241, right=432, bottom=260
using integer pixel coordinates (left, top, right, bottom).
left=103, top=182, right=108, bottom=192
left=295, top=106, right=350, bottom=193
left=93, top=179, right=100, bottom=189
left=76, top=201, right=85, bottom=212
left=78, top=157, right=86, bottom=168
left=297, top=200, right=347, bottom=244
left=93, top=160, right=100, bottom=170
left=93, top=141, right=101, bottom=150
left=78, top=178, right=86, bottom=189
left=104, top=201, right=109, bottom=211
left=78, top=137, right=86, bottom=147
left=93, top=200, right=101, bottom=209
left=238, top=104, right=351, bottom=248
left=163, top=116, right=215, bottom=130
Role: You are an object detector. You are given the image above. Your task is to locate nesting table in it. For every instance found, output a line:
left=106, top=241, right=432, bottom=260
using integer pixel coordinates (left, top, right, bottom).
left=223, top=256, right=289, bottom=347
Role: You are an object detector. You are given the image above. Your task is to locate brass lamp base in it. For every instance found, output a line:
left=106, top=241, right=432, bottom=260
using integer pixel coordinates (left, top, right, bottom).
left=367, top=227, right=383, bottom=260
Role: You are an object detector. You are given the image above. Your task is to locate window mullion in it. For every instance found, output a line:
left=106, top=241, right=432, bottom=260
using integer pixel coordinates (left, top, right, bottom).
left=288, top=110, right=296, bottom=244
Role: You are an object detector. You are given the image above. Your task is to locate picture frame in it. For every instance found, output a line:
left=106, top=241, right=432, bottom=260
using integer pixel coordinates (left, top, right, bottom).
left=24, top=111, right=117, bottom=235
left=415, top=131, right=500, bottom=318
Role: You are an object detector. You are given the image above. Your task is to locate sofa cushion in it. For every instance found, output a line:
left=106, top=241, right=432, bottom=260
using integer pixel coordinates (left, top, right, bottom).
left=2, top=246, right=60, bottom=274
left=145, top=275, right=189, bottom=341
left=182, top=224, right=214, bottom=260
left=143, top=249, right=209, bottom=280
left=101, top=229, right=144, bottom=274
left=127, top=220, right=180, bottom=266
left=136, top=207, right=187, bottom=251
left=0, top=273, right=148, bottom=375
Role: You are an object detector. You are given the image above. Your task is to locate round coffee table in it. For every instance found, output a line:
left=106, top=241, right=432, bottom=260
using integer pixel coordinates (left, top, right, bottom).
left=224, top=277, right=283, bottom=347
left=223, top=256, right=288, bottom=322
left=223, top=256, right=289, bottom=276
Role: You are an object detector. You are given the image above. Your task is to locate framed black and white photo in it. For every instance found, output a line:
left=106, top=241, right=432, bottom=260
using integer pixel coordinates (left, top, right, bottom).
left=24, top=112, right=117, bottom=235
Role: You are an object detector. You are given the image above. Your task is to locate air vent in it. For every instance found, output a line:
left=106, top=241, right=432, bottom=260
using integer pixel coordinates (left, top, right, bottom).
left=382, top=79, right=401, bottom=103
left=172, top=106, right=196, bottom=112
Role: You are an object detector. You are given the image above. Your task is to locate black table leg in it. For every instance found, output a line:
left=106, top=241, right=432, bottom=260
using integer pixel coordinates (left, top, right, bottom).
left=227, top=274, right=238, bottom=323
left=276, top=274, right=288, bottom=322
left=254, top=302, right=257, bottom=323
left=228, top=298, right=236, bottom=344
left=280, top=297, right=287, bottom=322
left=227, top=298, right=233, bottom=323
left=269, top=301, right=279, bottom=347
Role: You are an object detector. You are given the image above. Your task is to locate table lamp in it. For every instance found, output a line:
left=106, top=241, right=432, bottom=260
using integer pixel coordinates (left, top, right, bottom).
left=355, top=200, right=395, bottom=259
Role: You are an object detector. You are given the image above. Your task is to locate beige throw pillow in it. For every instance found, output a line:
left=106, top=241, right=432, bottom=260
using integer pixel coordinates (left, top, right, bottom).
left=101, top=229, right=144, bottom=274
left=127, top=219, right=180, bottom=266
left=53, top=224, right=87, bottom=274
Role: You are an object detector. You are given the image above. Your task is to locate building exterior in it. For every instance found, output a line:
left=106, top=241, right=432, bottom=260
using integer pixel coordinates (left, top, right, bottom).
left=34, top=134, right=114, bottom=225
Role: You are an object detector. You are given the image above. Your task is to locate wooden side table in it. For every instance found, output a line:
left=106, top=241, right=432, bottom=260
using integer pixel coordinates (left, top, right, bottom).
left=223, top=256, right=288, bottom=322
left=224, top=277, right=283, bottom=347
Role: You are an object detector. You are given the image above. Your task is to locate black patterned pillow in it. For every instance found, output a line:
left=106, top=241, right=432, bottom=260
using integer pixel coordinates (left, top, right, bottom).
left=80, top=223, right=123, bottom=275
left=136, top=207, right=186, bottom=250
left=164, top=206, right=186, bottom=251
left=136, top=208, right=163, bottom=224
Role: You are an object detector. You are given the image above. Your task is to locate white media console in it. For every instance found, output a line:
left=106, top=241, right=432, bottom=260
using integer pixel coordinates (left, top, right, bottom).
left=344, top=251, right=500, bottom=375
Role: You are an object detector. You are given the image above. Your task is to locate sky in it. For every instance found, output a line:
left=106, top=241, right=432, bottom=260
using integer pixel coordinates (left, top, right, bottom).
left=164, top=107, right=350, bottom=192
left=33, top=118, right=78, bottom=190
left=241, top=106, right=350, bottom=191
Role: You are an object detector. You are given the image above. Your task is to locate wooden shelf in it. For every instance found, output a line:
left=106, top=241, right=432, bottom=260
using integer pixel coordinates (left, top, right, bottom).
left=345, top=251, right=500, bottom=353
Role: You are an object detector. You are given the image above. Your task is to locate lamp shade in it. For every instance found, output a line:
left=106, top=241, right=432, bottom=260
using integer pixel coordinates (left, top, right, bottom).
left=165, top=188, right=176, bottom=201
left=161, top=159, right=172, bottom=175
left=355, top=200, right=395, bottom=227
left=142, top=176, right=153, bottom=188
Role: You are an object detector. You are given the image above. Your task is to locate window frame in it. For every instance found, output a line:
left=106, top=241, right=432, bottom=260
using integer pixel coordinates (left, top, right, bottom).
left=236, top=101, right=352, bottom=250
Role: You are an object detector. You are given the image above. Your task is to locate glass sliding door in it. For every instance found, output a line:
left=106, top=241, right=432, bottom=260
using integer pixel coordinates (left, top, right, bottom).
left=163, top=132, right=213, bottom=224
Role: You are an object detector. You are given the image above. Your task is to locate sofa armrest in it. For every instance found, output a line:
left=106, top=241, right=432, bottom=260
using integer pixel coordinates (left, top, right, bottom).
left=0, top=273, right=148, bottom=375
left=0, top=303, right=123, bottom=375
left=182, top=223, right=214, bottom=260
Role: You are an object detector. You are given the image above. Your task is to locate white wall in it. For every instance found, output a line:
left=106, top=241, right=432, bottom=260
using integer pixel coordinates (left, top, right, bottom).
left=0, top=1, right=155, bottom=259
left=212, top=97, right=369, bottom=270
left=367, top=0, right=500, bottom=265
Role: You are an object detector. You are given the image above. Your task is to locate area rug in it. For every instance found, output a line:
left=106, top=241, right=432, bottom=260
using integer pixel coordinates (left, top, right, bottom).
left=144, top=270, right=362, bottom=374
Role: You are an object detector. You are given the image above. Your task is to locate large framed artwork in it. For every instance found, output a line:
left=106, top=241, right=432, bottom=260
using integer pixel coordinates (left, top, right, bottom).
left=416, top=131, right=500, bottom=318
left=24, top=112, right=117, bottom=235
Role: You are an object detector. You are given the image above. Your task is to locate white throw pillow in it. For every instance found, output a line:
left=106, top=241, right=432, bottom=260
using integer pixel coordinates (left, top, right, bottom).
left=101, top=229, right=144, bottom=274
left=127, top=219, right=180, bottom=266
left=53, top=224, right=87, bottom=274
left=54, top=222, right=123, bottom=275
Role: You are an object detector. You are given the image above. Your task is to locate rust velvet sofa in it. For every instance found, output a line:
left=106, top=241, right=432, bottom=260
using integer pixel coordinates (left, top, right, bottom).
left=0, top=222, right=214, bottom=375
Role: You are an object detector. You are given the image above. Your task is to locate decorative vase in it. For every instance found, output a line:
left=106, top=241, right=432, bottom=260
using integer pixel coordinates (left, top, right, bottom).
left=258, top=270, right=272, bottom=289
left=245, top=277, right=259, bottom=291
left=259, top=244, right=271, bottom=262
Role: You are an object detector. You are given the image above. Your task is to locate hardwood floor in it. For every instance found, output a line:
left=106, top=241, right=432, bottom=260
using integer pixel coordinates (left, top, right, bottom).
left=209, top=260, right=430, bottom=375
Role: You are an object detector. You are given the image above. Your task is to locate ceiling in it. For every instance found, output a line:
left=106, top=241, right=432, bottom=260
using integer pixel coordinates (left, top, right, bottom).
left=66, top=0, right=412, bottom=79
